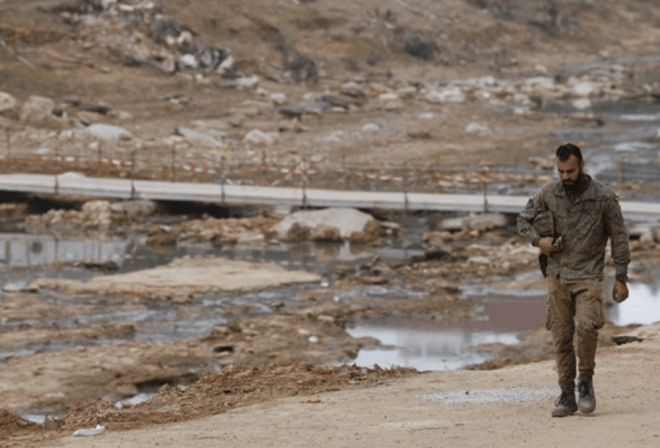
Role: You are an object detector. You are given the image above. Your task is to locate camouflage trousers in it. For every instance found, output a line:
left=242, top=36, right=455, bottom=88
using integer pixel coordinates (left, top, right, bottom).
left=545, top=277, right=605, bottom=391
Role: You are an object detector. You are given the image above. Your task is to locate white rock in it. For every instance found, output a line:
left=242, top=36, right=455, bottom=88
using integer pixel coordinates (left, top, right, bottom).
left=244, top=129, right=276, bottom=146
left=2, top=283, right=21, bottom=293
left=522, top=76, right=556, bottom=91
left=468, top=256, right=491, bottom=265
left=378, top=92, right=399, bottom=102
left=179, top=54, right=198, bottom=69
left=270, top=93, right=288, bottom=105
left=175, top=127, right=226, bottom=148
left=85, top=123, right=132, bottom=140
left=275, top=208, right=376, bottom=239
left=0, top=91, right=17, bottom=113
left=217, top=55, right=235, bottom=74
left=424, top=87, right=466, bottom=104
left=235, top=75, right=260, bottom=90
left=465, top=122, right=490, bottom=133
left=362, top=123, right=380, bottom=133
left=572, top=98, right=592, bottom=110
left=340, top=81, right=363, bottom=97
left=383, top=100, right=403, bottom=111
left=571, top=82, right=598, bottom=97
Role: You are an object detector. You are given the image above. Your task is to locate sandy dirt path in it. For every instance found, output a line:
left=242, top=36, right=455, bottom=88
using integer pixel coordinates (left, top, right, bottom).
left=38, top=323, right=660, bottom=448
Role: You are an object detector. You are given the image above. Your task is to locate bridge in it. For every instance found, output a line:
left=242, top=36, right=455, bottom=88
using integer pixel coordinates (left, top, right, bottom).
left=0, top=173, right=659, bottom=222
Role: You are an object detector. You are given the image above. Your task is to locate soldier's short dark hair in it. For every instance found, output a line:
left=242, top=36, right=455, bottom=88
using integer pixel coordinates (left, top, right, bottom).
left=556, top=143, right=583, bottom=163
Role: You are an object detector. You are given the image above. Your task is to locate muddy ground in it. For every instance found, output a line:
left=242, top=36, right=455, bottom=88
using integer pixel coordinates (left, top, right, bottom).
left=2, top=0, right=660, bottom=446
left=2, top=203, right=659, bottom=447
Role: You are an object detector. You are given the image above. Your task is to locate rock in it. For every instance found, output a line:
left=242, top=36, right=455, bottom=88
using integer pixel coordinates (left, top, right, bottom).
left=277, top=107, right=304, bottom=120
left=244, top=129, right=276, bottom=146
left=109, top=200, right=158, bottom=218
left=234, top=76, right=260, bottom=90
left=348, top=220, right=382, bottom=243
left=19, top=95, right=64, bottom=128
left=362, top=123, right=380, bottom=133
left=340, top=81, right=366, bottom=98
left=639, top=232, right=655, bottom=247
left=653, top=226, right=660, bottom=243
left=78, top=102, right=110, bottom=115
left=310, top=223, right=342, bottom=242
left=285, top=54, right=318, bottom=83
left=404, top=36, right=437, bottom=60
left=320, top=94, right=350, bottom=110
left=0, top=91, right=17, bottom=114
left=396, top=86, right=418, bottom=99
left=465, top=122, right=490, bottom=133
left=174, top=127, right=227, bottom=148
left=216, top=54, right=235, bottom=74
left=383, top=100, right=403, bottom=111
left=378, top=92, right=399, bottom=102
left=270, top=93, right=288, bottom=105
left=441, top=213, right=509, bottom=231
left=571, top=81, right=598, bottom=97
left=2, top=283, right=21, bottom=293
left=275, top=208, right=378, bottom=241
left=146, top=233, right=178, bottom=246
left=572, top=98, right=592, bottom=110
left=424, top=87, right=466, bottom=104
left=85, top=123, right=132, bottom=140
left=179, top=54, right=198, bottom=69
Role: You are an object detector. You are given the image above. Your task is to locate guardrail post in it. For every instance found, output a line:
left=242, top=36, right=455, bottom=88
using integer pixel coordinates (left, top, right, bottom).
left=171, top=142, right=177, bottom=182
left=4, top=129, right=10, bottom=161
left=481, top=166, right=490, bottom=213
left=97, top=139, right=103, bottom=169
left=403, top=161, right=409, bottom=214
left=301, top=157, right=308, bottom=209
left=219, top=154, right=226, bottom=203
left=261, top=149, right=269, bottom=186
left=130, top=150, right=136, bottom=199
left=342, top=151, right=347, bottom=190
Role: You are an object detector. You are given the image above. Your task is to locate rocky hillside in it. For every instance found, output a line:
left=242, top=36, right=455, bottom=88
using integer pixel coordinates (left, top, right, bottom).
left=1, top=0, right=660, bottom=185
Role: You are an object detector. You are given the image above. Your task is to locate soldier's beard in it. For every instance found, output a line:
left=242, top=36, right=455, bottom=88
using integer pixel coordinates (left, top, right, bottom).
left=562, top=168, right=583, bottom=192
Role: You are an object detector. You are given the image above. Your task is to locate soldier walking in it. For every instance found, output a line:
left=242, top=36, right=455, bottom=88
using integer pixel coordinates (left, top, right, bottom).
left=517, top=143, right=631, bottom=417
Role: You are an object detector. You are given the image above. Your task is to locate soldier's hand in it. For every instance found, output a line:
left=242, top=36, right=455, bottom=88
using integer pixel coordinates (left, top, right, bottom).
left=613, top=281, right=629, bottom=303
left=538, top=237, right=558, bottom=255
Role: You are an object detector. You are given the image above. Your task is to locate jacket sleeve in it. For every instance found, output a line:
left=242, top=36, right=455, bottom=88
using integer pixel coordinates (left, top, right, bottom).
left=517, top=189, right=546, bottom=245
left=605, top=194, right=631, bottom=277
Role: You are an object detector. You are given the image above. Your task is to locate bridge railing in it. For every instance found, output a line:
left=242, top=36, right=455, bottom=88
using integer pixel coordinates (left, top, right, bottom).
left=0, top=140, right=658, bottom=202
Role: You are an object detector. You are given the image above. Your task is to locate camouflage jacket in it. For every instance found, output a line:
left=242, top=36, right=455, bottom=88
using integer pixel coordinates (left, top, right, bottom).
left=517, top=175, right=631, bottom=282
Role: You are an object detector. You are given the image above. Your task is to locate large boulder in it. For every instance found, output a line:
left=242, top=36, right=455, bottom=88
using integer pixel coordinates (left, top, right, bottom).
left=275, top=208, right=380, bottom=242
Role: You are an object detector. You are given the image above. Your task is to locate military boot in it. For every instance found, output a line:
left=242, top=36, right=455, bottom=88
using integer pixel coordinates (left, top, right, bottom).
left=551, top=389, right=577, bottom=417
left=577, top=377, right=596, bottom=414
